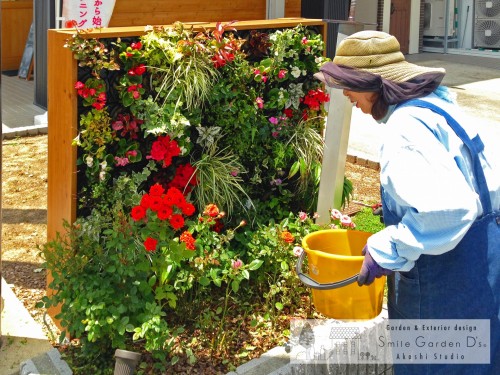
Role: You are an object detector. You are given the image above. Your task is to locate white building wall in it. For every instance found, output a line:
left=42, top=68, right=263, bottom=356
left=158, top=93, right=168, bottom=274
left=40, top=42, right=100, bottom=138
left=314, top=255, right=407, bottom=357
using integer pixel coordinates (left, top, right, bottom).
left=354, top=0, right=378, bottom=30
left=457, top=0, right=474, bottom=49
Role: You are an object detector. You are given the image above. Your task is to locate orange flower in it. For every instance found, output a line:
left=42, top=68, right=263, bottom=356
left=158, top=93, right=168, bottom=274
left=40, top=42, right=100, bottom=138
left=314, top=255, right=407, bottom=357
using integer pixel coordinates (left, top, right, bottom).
left=281, top=230, right=294, bottom=244
left=203, top=204, right=220, bottom=218
left=180, top=231, right=196, bottom=250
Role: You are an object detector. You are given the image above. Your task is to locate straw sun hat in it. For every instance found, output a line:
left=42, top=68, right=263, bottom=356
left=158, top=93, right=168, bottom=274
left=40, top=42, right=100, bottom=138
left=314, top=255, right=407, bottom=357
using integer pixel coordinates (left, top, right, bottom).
left=316, top=30, right=446, bottom=86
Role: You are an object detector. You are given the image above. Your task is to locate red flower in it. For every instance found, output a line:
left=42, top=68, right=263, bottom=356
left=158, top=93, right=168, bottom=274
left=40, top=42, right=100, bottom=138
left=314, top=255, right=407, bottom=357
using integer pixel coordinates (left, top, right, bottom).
left=181, top=202, right=196, bottom=216
left=169, top=214, right=185, bottom=230
left=140, top=194, right=152, bottom=209
left=149, top=195, right=163, bottom=212
left=131, top=205, right=146, bottom=221
left=212, top=219, right=224, bottom=233
left=157, top=205, right=173, bottom=220
left=92, top=101, right=105, bottom=110
left=147, top=135, right=181, bottom=168
left=134, top=64, right=146, bottom=75
left=144, top=237, right=158, bottom=252
left=283, top=108, right=293, bottom=118
left=75, top=81, right=85, bottom=90
left=130, top=41, right=142, bottom=50
left=149, top=183, right=165, bottom=197
left=180, top=231, right=196, bottom=250
left=167, top=163, right=197, bottom=193
left=165, top=187, right=185, bottom=207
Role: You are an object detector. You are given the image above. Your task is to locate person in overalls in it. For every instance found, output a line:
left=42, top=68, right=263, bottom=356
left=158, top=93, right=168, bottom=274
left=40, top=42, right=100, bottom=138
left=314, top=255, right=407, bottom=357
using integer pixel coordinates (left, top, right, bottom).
left=315, top=31, right=500, bottom=374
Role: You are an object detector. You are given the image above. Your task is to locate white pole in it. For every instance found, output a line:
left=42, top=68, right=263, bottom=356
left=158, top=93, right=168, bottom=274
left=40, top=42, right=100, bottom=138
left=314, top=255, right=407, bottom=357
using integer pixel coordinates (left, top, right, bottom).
left=315, top=88, right=353, bottom=224
left=55, top=0, right=64, bottom=29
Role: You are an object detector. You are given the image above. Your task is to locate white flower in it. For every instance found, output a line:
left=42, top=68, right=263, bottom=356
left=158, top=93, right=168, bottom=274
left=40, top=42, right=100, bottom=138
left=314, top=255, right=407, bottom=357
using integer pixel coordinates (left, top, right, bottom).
left=99, top=171, right=106, bottom=181
left=100, top=161, right=107, bottom=170
left=291, top=66, right=301, bottom=79
left=85, top=156, right=94, bottom=167
left=293, top=246, right=304, bottom=257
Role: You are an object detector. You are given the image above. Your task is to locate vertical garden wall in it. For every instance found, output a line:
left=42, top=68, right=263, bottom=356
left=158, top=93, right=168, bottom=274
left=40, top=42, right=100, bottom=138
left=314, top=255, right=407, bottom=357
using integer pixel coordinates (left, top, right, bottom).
left=43, top=18, right=347, bottom=371
left=47, top=18, right=328, bottom=244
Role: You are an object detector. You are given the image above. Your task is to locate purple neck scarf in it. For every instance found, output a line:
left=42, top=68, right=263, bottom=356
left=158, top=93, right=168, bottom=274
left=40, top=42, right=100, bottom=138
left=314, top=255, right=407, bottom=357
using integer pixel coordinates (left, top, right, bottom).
left=319, top=63, right=445, bottom=104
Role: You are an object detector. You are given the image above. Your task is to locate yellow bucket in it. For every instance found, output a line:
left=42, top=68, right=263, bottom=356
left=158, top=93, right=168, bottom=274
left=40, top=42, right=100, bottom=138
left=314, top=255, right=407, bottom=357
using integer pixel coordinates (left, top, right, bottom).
left=296, top=229, right=386, bottom=320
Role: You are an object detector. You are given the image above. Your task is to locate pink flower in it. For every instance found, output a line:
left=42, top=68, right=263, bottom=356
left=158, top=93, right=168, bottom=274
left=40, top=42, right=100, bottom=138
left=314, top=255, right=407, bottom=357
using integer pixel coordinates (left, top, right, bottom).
left=293, top=246, right=304, bottom=257
left=231, top=259, right=243, bottom=269
left=256, top=97, right=264, bottom=109
left=262, top=76, right=268, bottom=83
left=340, top=214, right=352, bottom=227
left=298, top=211, right=308, bottom=222
left=301, top=37, right=308, bottom=44
left=269, top=117, right=279, bottom=125
left=113, top=121, right=124, bottom=132
left=114, top=156, right=130, bottom=167
left=278, top=69, right=287, bottom=79
left=330, top=209, right=342, bottom=220
left=74, top=81, right=85, bottom=90
left=313, top=212, right=320, bottom=219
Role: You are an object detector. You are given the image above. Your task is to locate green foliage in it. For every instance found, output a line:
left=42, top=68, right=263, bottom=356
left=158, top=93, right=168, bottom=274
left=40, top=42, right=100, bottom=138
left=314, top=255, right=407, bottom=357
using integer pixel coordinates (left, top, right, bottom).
left=352, top=207, right=385, bottom=233
left=141, top=23, right=220, bottom=110
left=64, top=31, right=120, bottom=75
left=191, top=144, right=251, bottom=217
left=74, top=108, right=114, bottom=160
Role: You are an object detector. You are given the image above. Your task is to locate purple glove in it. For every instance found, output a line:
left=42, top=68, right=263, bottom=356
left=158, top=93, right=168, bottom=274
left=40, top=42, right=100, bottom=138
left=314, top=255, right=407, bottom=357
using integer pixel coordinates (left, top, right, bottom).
left=357, top=245, right=393, bottom=286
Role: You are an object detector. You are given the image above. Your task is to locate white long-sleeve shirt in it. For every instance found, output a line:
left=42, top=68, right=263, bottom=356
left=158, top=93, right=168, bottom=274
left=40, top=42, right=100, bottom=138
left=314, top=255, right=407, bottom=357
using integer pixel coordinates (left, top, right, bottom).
left=367, top=92, right=500, bottom=272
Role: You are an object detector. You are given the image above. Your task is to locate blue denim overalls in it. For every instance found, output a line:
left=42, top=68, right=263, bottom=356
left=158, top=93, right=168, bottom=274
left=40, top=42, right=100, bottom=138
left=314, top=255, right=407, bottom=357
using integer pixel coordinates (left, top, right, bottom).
left=383, top=100, right=500, bottom=374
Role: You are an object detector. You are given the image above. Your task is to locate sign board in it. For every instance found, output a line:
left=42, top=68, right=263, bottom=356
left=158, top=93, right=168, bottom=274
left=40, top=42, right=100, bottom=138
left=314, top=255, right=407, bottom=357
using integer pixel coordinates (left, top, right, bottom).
left=18, top=22, right=35, bottom=80
left=62, top=0, right=116, bottom=28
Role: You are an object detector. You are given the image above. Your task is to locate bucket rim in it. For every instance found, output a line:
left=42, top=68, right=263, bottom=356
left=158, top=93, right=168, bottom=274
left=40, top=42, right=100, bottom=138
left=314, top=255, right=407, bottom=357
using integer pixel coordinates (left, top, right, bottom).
left=301, top=228, right=371, bottom=260
left=303, top=247, right=364, bottom=261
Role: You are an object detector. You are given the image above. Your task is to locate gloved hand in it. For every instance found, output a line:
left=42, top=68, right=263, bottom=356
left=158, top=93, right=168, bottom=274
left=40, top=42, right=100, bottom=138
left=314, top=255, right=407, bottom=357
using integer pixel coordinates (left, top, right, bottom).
left=357, top=245, right=393, bottom=286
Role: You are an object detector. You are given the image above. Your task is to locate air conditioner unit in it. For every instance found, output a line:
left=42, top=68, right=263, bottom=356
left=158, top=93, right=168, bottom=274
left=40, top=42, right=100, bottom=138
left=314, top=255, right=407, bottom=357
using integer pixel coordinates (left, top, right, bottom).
left=423, top=0, right=456, bottom=37
left=474, top=18, right=500, bottom=48
left=474, top=0, right=500, bottom=48
left=475, top=0, right=500, bottom=18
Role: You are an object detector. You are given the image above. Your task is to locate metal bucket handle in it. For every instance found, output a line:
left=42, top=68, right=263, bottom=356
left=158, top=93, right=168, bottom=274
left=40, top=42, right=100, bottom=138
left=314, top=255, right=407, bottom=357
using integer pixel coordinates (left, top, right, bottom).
left=295, top=250, right=359, bottom=290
